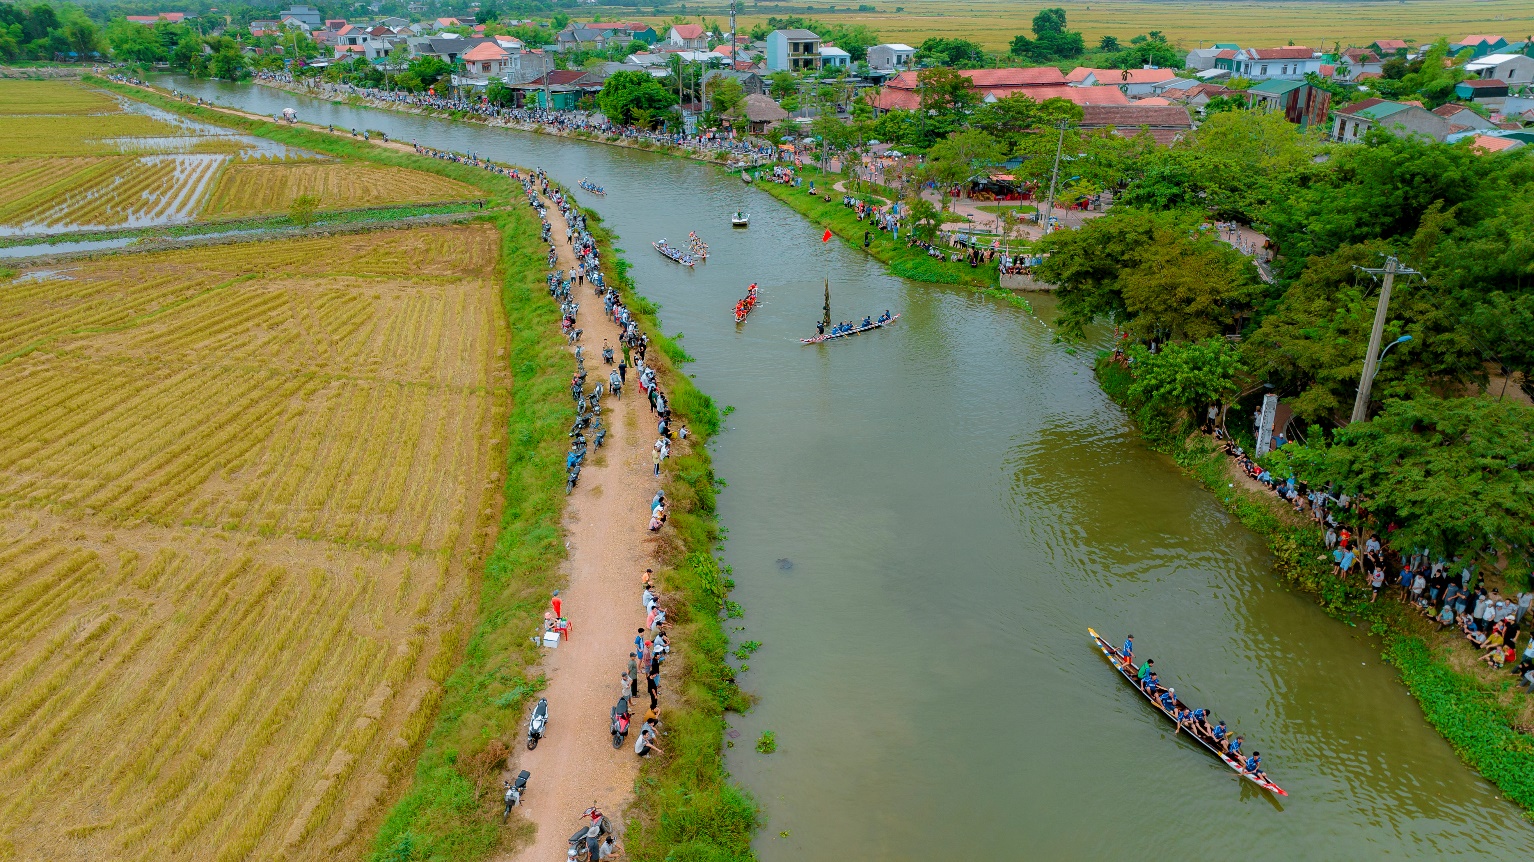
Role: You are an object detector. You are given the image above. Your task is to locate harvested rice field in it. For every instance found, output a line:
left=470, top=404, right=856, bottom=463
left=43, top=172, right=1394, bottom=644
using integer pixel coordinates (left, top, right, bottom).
left=202, top=161, right=481, bottom=218
left=0, top=154, right=227, bottom=235
left=0, top=225, right=510, bottom=861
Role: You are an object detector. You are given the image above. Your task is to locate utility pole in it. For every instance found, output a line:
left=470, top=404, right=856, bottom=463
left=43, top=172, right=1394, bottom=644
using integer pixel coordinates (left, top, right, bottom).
left=1349, top=255, right=1420, bottom=424
left=1040, top=119, right=1067, bottom=236
left=729, top=0, right=736, bottom=64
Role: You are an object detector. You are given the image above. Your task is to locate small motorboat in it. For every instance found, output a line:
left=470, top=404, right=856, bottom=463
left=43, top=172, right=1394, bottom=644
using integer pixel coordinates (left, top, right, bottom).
left=731, top=212, right=750, bottom=228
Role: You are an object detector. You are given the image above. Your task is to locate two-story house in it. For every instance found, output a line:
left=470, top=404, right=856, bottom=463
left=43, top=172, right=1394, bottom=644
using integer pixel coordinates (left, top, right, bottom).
left=668, top=24, right=707, bottom=51
left=867, top=43, right=915, bottom=71
left=1232, top=47, right=1321, bottom=80
left=280, top=5, right=323, bottom=29
left=766, top=29, right=821, bottom=72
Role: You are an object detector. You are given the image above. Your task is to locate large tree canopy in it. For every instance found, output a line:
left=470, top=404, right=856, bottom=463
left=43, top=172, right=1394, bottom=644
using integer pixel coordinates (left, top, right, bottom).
left=1284, top=397, right=1534, bottom=570
left=597, top=70, right=678, bottom=128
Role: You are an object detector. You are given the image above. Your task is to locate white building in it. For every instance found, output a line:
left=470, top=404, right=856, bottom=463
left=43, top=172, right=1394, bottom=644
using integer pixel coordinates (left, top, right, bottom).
left=1465, top=53, right=1534, bottom=84
left=1233, top=47, right=1323, bottom=80
left=867, top=43, right=915, bottom=71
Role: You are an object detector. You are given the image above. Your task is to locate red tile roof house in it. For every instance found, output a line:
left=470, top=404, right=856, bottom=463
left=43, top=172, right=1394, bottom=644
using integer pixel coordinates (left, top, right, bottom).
left=866, top=68, right=1127, bottom=114
left=462, top=41, right=512, bottom=77
left=668, top=24, right=707, bottom=51
left=1078, top=104, right=1196, bottom=146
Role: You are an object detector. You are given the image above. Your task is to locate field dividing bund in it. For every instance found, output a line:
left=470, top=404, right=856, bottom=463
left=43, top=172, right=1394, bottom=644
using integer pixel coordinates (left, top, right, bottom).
left=0, top=224, right=512, bottom=860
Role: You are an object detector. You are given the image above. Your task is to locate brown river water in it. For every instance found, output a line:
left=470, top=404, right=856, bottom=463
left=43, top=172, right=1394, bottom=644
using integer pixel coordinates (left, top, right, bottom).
left=163, top=77, right=1534, bottom=859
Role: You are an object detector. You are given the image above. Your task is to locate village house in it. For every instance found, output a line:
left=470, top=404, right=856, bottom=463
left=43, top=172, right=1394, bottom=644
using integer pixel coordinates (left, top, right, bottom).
left=1231, top=47, right=1322, bottom=80
left=1433, top=103, right=1498, bottom=133
left=1336, top=48, right=1383, bottom=79
left=1470, top=134, right=1526, bottom=153
left=1078, top=104, right=1195, bottom=146
left=1184, top=47, right=1223, bottom=71
left=1244, top=78, right=1331, bottom=128
left=766, top=29, right=822, bottom=72
left=867, top=43, right=915, bottom=71
left=1067, top=67, right=1178, bottom=96
left=249, top=19, right=280, bottom=35
left=1332, top=97, right=1453, bottom=143
left=668, top=24, right=707, bottom=51
left=1465, top=53, right=1534, bottom=84
left=1455, top=78, right=1510, bottom=105
left=819, top=45, right=851, bottom=69
left=461, top=40, right=512, bottom=78
left=505, top=69, right=603, bottom=109
left=1452, top=35, right=1508, bottom=58
left=703, top=68, right=766, bottom=97
left=730, top=92, right=789, bottom=134
left=280, top=4, right=323, bottom=29
left=866, top=67, right=1131, bottom=114
left=127, top=11, right=187, bottom=24
left=1370, top=39, right=1409, bottom=57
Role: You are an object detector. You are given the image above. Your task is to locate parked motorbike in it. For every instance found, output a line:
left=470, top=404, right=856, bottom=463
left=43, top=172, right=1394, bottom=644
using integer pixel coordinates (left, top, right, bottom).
left=567, top=809, right=610, bottom=861
left=610, top=696, right=631, bottom=749
left=527, top=697, right=548, bottom=750
left=502, top=770, right=530, bottom=821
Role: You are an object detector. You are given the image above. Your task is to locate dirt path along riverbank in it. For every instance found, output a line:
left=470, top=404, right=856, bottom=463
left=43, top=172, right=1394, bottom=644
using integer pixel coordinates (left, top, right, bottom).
left=502, top=193, right=667, bottom=861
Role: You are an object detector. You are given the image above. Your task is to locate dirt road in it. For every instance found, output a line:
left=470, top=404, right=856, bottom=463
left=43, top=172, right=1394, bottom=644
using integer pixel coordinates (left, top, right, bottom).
left=503, top=193, right=663, bottom=861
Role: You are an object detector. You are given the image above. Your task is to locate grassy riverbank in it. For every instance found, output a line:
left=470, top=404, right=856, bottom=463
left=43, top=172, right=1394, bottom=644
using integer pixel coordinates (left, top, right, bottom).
left=583, top=214, right=759, bottom=861
left=1097, top=355, right=1534, bottom=814
left=746, top=165, right=1040, bottom=314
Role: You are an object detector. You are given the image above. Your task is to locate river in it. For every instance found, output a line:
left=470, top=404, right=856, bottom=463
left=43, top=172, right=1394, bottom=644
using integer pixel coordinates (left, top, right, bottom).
left=162, top=77, right=1533, bottom=859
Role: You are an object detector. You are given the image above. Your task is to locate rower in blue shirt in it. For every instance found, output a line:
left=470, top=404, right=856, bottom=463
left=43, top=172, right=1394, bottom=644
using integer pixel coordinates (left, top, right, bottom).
left=1190, top=707, right=1213, bottom=737
left=1142, top=671, right=1161, bottom=696
left=1243, top=752, right=1268, bottom=782
left=1211, top=720, right=1228, bottom=745
left=1227, top=735, right=1244, bottom=759
left=1120, top=635, right=1134, bottom=665
left=1157, top=688, right=1177, bottom=712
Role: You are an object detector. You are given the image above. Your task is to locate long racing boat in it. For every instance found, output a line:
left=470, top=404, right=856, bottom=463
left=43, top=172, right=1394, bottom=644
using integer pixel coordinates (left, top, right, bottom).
left=800, top=314, right=899, bottom=344
left=653, top=240, right=697, bottom=267
left=1088, top=628, right=1287, bottom=796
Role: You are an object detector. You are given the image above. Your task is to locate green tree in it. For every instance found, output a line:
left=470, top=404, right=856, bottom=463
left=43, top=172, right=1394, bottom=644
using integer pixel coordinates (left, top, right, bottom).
left=916, top=37, right=988, bottom=68
left=106, top=17, right=166, bottom=63
left=288, top=193, right=320, bottom=228
left=767, top=70, right=797, bottom=100
left=598, top=69, right=679, bottom=126
left=704, top=75, right=745, bottom=116
left=924, top=128, right=1003, bottom=208
left=1098, top=34, right=1120, bottom=51
left=1125, top=338, right=1245, bottom=418
left=1034, top=209, right=1260, bottom=340
left=1285, top=397, right=1534, bottom=569
left=917, top=65, right=976, bottom=120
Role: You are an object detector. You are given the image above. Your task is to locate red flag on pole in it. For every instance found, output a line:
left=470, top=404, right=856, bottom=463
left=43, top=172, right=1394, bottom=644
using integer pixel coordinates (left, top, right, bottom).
left=821, top=229, right=833, bottom=242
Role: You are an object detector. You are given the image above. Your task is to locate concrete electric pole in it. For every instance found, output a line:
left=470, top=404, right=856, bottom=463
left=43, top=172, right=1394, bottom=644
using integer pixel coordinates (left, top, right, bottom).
left=1349, top=255, right=1420, bottom=424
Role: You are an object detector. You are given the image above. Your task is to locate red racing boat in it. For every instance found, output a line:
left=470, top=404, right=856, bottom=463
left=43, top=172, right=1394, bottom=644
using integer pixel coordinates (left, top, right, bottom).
left=734, top=284, right=759, bottom=323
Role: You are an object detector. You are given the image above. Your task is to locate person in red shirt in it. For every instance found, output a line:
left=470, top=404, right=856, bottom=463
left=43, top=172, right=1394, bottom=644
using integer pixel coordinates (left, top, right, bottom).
left=551, top=591, right=562, bottom=620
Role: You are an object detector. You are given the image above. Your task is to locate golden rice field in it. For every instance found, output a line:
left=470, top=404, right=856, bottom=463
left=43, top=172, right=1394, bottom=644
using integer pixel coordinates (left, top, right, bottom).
left=656, top=0, right=1534, bottom=50
left=0, top=225, right=510, bottom=861
left=0, top=111, right=195, bottom=157
left=201, top=162, right=482, bottom=218
left=0, top=79, right=119, bottom=115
